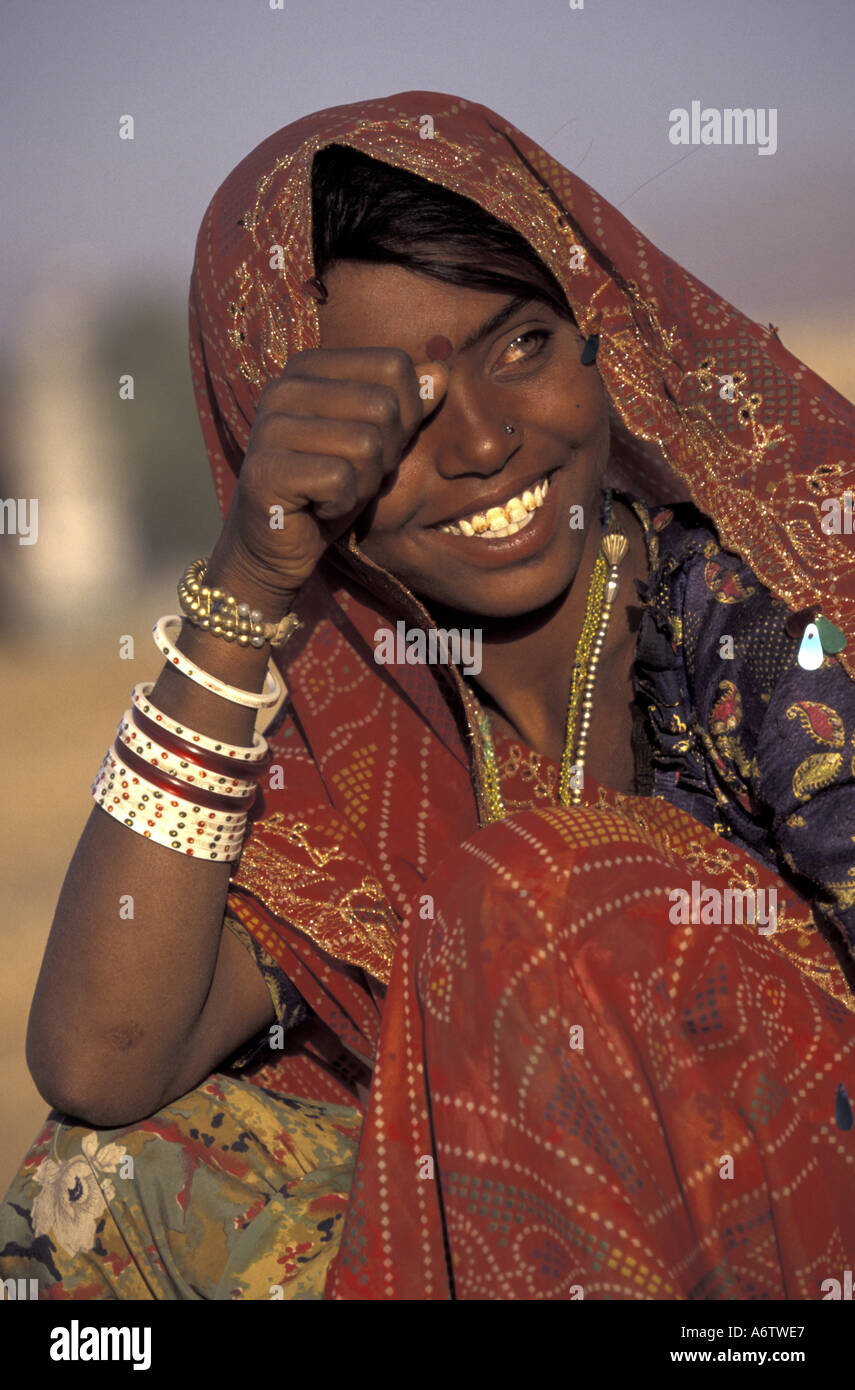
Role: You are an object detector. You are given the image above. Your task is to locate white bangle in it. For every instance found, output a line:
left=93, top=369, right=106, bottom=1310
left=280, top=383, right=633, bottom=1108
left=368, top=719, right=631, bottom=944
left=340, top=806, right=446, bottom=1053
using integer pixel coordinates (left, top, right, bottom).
left=116, top=714, right=258, bottom=798
left=131, top=684, right=269, bottom=763
left=91, top=742, right=249, bottom=861
left=153, top=616, right=283, bottom=709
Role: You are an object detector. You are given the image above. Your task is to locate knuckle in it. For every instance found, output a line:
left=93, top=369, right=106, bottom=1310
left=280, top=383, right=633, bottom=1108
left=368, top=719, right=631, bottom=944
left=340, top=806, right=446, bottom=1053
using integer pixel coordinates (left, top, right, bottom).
left=272, top=374, right=302, bottom=401
left=257, top=377, right=288, bottom=410
left=258, top=376, right=298, bottom=414
left=320, top=455, right=350, bottom=485
left=249, top=412, right=280, bottom=448
left=378, top=347, right=414, bottom=381
left=363, top=385, right=399, bottom=427
left=239, top=447, right=265, bottom=483
left=350, top=423, right=382, bottom=462
left=242, top=451, right=281, bottom=498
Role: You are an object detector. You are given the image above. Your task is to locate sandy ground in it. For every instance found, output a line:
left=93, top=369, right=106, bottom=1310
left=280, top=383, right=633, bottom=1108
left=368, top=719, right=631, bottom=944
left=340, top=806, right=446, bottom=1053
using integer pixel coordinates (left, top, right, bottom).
left=0, top=589, right=216, bottom=1195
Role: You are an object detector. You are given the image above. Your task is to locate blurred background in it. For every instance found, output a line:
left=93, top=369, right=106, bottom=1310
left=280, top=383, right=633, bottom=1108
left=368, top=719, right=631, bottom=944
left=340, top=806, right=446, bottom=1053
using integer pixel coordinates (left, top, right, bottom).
left=1, top=0, right=853, bottom=1193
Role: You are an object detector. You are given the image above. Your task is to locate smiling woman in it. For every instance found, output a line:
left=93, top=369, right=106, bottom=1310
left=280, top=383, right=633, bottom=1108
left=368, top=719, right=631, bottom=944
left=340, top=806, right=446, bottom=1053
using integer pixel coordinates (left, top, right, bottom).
left=313, top=258, right=641, bottom=780
left=2, top=90, right=855, bottom=1301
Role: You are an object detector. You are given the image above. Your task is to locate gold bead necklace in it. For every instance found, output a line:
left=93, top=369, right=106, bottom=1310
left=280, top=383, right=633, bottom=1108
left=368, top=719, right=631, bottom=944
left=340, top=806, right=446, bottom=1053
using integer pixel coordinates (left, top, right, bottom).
left=474, top=492, right=629, bottom=824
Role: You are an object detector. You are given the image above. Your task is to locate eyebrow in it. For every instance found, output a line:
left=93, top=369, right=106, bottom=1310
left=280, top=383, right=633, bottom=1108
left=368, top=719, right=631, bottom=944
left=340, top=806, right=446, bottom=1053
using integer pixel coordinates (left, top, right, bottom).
left=456, top=294, right=535, bottom=356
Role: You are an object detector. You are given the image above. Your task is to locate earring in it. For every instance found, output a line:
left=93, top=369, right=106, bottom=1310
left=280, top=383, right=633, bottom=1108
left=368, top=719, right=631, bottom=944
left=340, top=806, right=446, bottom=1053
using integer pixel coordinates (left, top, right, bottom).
left=581, top=309, right=602, bottom=366
left=303, top=275, right=328, bottom=304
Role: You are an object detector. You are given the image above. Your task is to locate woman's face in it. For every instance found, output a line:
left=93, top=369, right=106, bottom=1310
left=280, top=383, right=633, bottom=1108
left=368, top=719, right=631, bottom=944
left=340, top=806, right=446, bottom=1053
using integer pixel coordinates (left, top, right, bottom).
left=317, top=261, right=610, bottom=620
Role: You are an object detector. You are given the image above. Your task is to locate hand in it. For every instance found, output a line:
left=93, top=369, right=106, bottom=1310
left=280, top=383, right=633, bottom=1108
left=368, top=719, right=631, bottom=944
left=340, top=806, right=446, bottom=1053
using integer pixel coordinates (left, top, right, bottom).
left=209, top=347, right=448, bottom=610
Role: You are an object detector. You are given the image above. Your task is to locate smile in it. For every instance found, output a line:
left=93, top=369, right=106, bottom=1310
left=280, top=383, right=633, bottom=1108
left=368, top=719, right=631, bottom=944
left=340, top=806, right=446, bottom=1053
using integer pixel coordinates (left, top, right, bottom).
left=436, top=477, right=550, bottom=539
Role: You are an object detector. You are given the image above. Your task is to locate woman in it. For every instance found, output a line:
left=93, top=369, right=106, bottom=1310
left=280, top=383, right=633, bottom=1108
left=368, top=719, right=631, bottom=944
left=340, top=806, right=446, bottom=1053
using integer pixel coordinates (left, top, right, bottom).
left=2, top=89, right=855, bottom=1301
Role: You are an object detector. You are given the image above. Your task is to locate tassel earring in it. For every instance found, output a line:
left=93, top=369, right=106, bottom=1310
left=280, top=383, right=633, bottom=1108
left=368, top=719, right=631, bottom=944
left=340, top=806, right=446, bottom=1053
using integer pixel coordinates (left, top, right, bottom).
left=580, top=310, right=602, bottom=366
left=580, top=338, right=599, bottom=365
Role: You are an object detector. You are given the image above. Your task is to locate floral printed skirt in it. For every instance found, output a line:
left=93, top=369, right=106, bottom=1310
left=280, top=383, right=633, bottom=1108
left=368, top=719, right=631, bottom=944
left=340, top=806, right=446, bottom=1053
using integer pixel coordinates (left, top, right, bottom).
left=0, top=1069, right=362, bottom=1300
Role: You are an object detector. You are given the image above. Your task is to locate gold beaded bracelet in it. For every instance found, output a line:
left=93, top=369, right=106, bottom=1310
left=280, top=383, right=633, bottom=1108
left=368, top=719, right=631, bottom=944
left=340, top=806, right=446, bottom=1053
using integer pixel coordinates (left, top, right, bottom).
left=178, top=557, right=302, bottom=649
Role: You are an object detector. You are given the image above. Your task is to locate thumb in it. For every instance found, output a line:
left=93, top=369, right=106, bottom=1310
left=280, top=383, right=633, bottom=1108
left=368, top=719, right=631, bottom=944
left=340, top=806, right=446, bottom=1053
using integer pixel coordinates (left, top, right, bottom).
left=412, top=360, right=449, bottom=420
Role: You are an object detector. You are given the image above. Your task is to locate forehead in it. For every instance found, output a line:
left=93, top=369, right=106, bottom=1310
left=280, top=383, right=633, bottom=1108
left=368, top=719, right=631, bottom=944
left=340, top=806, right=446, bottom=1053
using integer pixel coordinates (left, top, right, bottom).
left=316, top=262, right=520, bottom=349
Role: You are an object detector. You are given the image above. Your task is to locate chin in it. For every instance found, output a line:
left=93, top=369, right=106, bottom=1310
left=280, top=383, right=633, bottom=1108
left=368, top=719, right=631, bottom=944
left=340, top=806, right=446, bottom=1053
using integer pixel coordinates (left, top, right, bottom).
left=423, top=563, right=574, bottom=620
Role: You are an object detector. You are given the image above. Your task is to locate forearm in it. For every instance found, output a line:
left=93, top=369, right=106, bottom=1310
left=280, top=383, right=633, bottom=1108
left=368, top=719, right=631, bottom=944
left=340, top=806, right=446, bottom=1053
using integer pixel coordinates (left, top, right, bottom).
left=27, top=557, right=295, bottom=1119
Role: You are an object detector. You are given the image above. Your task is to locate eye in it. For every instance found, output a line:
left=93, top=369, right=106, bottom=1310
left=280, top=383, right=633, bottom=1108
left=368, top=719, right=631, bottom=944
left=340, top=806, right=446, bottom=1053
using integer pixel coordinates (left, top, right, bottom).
left=495, top=328, right=552, bottom=370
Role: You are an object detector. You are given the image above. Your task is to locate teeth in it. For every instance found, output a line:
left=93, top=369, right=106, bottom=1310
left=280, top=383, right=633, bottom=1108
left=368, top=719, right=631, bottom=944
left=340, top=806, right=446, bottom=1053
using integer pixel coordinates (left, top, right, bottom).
left=438, top=476, right=550, bottom=536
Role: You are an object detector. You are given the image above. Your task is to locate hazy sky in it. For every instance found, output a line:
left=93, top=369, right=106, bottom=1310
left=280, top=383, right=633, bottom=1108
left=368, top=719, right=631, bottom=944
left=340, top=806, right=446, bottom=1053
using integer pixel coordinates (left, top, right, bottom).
left=2, top=0, right=853, bottom=363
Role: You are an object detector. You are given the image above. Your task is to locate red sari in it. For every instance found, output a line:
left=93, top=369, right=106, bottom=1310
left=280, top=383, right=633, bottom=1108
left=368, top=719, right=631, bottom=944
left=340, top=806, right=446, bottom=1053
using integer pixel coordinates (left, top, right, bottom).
left=223, top=591, right=855, bottom=1298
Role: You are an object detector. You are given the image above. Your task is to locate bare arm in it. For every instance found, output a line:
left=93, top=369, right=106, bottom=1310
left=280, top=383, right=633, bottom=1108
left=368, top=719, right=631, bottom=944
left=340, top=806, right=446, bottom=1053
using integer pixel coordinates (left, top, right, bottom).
left=27, top=347, right=443, bottom=1127
left=26, top=556, right=290, bottom=1127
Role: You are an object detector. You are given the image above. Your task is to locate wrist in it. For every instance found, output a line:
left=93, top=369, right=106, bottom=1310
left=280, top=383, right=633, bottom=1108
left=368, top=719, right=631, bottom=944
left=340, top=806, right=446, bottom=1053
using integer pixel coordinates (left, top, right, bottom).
left=205, top=543, right=300, bottom=621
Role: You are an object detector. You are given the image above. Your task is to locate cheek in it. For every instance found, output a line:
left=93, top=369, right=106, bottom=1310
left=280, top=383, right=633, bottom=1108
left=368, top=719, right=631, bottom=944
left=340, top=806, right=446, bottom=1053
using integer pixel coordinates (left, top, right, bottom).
left=368, top=442, right=433, bottom=528
left=355, top=461, right=424, bottom=551
left=541, top=364, right=606, bottom=442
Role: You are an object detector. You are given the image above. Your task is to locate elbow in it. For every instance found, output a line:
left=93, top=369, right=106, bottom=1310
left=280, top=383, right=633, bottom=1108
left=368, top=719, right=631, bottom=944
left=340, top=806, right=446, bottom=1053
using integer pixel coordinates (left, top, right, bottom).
left=25, top=1021, right=166, bottom=1129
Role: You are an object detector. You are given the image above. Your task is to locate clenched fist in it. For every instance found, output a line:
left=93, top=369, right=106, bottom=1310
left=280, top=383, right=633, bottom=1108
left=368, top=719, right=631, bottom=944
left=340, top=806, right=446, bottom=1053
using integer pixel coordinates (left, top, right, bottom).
left=208, top=347, right=448, bottom=614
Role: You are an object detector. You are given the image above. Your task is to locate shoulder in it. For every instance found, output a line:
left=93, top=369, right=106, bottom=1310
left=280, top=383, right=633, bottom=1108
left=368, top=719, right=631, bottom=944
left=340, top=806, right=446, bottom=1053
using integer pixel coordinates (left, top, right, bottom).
left=627, top=495, right=795, bottom=700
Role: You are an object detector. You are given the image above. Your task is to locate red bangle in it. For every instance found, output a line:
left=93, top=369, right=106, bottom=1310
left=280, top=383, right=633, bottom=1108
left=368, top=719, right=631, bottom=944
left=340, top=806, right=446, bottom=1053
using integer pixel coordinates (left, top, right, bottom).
left=130, top=704, right=271, bottom=778
left=113, top=741, right=257, bottom=812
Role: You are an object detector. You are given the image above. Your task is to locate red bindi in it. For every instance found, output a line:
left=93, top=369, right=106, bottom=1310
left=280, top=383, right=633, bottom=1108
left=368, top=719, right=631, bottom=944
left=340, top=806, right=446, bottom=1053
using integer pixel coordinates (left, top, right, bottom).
left=425, top=334, right=453, bottom=361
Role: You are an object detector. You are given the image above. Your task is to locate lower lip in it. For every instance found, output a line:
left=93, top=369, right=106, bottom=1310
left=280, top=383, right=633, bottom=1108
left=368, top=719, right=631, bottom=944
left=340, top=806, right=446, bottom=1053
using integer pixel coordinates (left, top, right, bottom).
left=429, top=473, right=562, bottom=567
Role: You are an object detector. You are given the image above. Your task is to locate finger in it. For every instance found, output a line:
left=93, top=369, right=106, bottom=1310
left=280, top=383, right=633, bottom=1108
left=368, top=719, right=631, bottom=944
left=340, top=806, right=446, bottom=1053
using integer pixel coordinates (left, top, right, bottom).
left=251, top=411, right=396, bottom=478
left=283, top=347, right=424, bottom=439
left=249, top=441, right=387, bottom=526
left=254, top=379, right=410, bottom=475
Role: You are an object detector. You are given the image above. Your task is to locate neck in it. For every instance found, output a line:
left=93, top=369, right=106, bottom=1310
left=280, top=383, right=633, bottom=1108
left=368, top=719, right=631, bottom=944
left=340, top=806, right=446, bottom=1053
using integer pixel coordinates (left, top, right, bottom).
left=427, top=499, right=647, bottom=761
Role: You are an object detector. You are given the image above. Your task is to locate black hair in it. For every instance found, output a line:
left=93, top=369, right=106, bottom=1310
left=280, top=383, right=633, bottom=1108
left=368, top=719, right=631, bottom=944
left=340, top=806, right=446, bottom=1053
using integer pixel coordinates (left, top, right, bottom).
left=310, top=143, right=576, bottom=326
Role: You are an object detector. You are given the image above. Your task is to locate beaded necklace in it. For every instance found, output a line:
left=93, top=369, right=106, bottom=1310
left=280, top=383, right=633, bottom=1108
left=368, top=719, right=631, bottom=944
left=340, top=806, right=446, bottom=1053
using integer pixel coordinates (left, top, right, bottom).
left=473, top=489, right=629, bottom=824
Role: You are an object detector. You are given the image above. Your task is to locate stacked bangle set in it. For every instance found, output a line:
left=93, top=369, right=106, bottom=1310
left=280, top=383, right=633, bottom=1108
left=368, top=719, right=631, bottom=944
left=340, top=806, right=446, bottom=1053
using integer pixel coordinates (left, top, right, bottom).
left=90, top=560, right=301, bottom=861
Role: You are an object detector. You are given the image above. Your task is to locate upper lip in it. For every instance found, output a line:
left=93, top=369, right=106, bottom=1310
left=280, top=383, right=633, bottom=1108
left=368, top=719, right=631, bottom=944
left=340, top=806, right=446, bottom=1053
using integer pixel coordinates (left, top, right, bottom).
left=428, top=467, right=555, bottom=528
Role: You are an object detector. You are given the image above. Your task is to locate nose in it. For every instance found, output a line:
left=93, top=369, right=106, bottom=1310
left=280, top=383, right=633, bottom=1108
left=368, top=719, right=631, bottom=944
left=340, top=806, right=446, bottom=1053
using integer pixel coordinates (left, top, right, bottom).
left=431, top=372, right=519, bottom=480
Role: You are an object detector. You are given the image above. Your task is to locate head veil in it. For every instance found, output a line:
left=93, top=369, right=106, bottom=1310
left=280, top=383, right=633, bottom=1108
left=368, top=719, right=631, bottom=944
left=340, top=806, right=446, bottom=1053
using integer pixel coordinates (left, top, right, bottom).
left=187, top=92, right=855, bottom=1300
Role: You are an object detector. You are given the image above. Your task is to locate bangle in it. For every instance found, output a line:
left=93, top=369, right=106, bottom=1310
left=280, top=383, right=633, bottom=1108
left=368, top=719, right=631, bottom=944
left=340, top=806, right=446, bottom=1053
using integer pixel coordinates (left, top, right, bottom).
left=129, top=704, right=271, bottom=780
left=154, top=616, right=283, bottom=709
left=130, top=684, right=269, bottom=763
left=118, top=716, right=258, bottom=797
left=114, top=739, right=256, bottom=811
left=178, top=557, right=303, bottom=649
left=91, top=744, right=249, bottom=860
